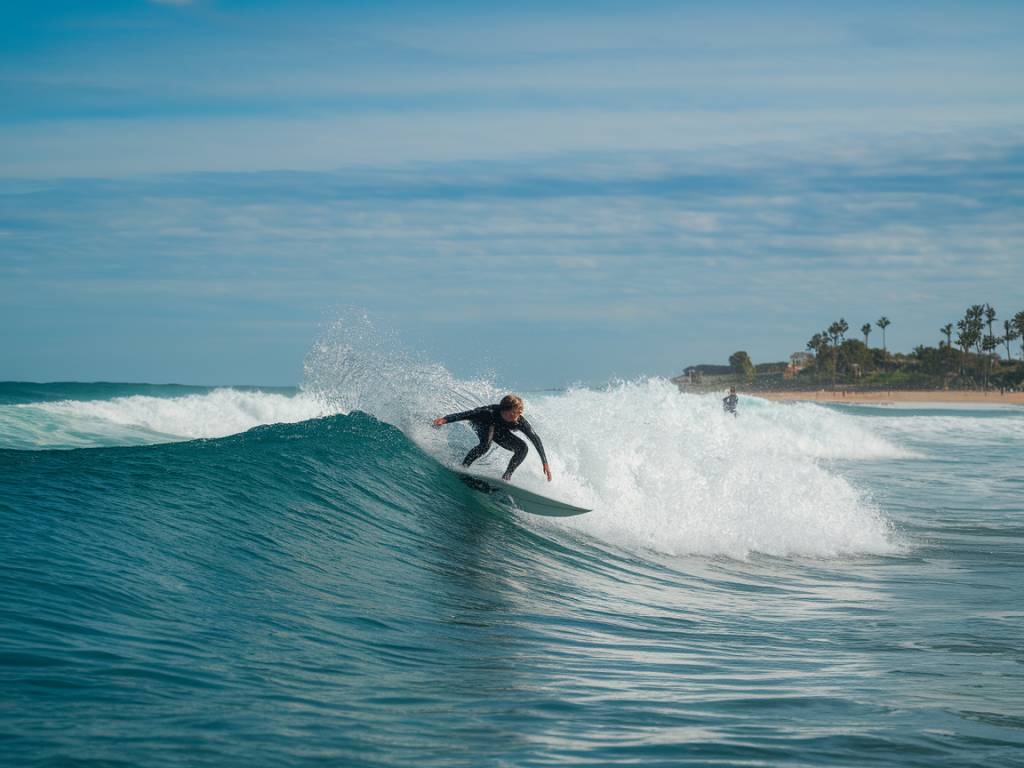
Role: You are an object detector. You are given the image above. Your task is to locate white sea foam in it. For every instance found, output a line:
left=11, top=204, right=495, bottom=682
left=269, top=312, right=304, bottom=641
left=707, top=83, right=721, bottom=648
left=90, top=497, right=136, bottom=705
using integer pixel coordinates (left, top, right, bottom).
left=517, top=380, right=903, bottom=559
left=871, top=413, right=1024, bottom=445
left=1, top=389, right=334, bottom=449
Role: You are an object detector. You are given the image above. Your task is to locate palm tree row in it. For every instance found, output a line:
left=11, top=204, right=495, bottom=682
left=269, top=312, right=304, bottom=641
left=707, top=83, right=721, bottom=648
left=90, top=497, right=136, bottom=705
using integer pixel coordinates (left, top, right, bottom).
left=804, top=306, right=1024, bottom=390
left=953, top=304, right=1024, bottom=387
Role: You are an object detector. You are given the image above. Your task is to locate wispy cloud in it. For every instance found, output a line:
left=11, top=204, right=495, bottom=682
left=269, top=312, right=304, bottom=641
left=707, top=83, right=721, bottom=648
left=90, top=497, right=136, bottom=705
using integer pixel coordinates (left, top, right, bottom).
left=2, top=2, right=1023, bottom=383
left=2, top=138, right=1022, bottom=383
left=2, top=3, right=1023, bottom=176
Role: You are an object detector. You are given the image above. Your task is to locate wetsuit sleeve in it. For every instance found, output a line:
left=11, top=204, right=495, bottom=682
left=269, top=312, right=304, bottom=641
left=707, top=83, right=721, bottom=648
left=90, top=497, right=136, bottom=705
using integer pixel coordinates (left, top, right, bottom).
left=518, top=418, right=548, bottom=466
left=441, top=406, right=491, bottom=424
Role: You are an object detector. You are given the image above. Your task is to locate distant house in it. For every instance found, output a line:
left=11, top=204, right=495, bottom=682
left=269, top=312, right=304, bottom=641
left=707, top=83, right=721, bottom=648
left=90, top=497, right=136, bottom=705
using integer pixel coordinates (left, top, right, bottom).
left=672, top=366, right=703, bottom=386
left=672, top=364, right=735, bottom=388
left=785, top=351, right=814, bottom=379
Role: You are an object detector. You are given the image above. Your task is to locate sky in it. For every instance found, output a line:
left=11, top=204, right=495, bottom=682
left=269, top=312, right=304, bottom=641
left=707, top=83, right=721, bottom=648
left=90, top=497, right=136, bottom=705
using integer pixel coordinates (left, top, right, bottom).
left=1, top=0, right=1023, bottom=388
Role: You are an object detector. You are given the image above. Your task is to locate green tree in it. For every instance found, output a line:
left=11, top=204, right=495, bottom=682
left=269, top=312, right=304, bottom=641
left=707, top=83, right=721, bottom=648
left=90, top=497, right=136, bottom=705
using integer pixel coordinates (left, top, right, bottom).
left=965, top=305, right=986, bottom=382
left=984, top=305, right=997, bottom=388
left=984, top=305, right=997, bottom=340
left=839, top=339, right=872, bottom=378
left=728, top=351, right=755, bottom=383
left=826, top=319, right=849, bottom=389
left=1002, top=320, right=1018, bottom=362
left=941, top=323, right=954, bottom=372
left=912, top=345, right=947, bottom=376
left=861, top=323, right=872, bottom=347
left=1014, top=310, right=1024, bottom=361
left=876, top=316, right=891, bottom=369
left=806, top=332, right=830, bottom=383
left=982, top=334, right=999, bottom=389
left=940, top=323, right=953, bottom=349
left=957, top=313, right=981, bottom=381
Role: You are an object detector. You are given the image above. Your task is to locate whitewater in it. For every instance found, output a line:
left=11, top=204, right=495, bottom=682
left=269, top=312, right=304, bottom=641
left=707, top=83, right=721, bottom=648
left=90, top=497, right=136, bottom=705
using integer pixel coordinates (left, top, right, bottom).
left=2, top=330, right=1022, bottom=766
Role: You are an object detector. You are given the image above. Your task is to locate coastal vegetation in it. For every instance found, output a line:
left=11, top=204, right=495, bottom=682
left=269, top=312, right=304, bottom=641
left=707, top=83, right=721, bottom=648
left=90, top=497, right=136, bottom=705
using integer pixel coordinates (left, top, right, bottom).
left=678, top=305, right=1024, bottom=392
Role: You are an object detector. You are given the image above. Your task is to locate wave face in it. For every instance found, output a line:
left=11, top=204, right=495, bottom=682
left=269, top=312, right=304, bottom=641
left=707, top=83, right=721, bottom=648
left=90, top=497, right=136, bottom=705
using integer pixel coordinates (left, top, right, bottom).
left=3, top=332, right=1022, bottom=766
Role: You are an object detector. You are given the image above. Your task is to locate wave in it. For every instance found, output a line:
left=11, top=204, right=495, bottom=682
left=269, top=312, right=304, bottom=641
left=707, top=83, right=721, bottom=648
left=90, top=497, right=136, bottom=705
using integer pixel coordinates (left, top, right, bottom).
left=297, top=321, right=903, bottom=559
left=0, top=387, right=334, bottom=450
left=1, top=319, right=909, bottom=558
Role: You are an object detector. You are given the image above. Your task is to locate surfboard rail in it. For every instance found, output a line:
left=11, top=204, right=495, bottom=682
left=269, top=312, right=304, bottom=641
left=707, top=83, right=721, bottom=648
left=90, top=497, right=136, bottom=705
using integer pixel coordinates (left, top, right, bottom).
left=449, top=466, right=591, bottom=517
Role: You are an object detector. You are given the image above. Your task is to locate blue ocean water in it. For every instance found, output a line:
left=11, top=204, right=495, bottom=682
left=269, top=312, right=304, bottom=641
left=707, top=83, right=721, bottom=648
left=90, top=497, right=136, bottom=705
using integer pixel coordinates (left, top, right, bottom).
left=2, top=364, right=1022, bottom=766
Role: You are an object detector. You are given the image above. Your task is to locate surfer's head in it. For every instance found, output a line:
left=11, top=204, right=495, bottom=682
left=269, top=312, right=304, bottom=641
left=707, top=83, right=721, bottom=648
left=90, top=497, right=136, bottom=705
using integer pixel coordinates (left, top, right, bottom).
left=499, top=394, right=524, bottom=422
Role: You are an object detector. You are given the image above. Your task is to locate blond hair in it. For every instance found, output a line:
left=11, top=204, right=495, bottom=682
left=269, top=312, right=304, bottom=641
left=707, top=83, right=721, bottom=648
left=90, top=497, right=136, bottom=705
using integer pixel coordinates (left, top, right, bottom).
left=499, top=394, right=524, bottom=415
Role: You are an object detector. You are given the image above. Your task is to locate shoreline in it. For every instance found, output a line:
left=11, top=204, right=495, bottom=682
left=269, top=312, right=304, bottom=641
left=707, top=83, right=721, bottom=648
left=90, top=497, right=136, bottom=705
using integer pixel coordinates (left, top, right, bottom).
left=749, top=389, right=1024, bottom=406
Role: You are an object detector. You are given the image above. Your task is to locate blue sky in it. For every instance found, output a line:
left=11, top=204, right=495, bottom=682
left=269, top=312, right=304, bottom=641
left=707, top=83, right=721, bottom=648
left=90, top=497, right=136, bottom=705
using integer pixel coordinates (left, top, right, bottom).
left=2, top=1, right=1023, bottom=387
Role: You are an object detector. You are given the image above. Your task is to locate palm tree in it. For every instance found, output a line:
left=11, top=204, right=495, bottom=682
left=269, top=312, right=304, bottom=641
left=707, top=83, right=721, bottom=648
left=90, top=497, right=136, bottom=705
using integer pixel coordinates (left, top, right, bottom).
left=876, top=316, right=891, bottom=370
left=968, top=305, right=985, bottom=353
left=941, top=323, right=954, bottom=373
left=827, top=321, right=845, bottom=390
left=966, top=305, right=985, bottom=382
left=862, top=323, right=872, bottom=346
left=982, top=334, right=998, bottom=389
left=806, top=332, right=829, bottom=383
left=1002, top=320, right=1018, bottom=362
left=1014, top=310, right=1024, bottom=361
left=984, top=305, right=997, bottom=388
left=956, top=319, right=971, bottom=377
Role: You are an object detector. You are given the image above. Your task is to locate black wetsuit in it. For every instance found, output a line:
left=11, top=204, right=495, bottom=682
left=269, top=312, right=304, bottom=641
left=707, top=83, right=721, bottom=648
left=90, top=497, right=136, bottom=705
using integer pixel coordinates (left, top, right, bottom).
left=723, top=393, right=738, bottom=416
left=441, top=405, right=548, bottom=478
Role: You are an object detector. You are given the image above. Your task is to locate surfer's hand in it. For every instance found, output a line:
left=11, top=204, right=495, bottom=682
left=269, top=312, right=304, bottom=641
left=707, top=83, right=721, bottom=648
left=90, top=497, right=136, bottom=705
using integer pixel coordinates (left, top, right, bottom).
left=543, top=464, right=552, bottom=482
left=432, top=417, right=446, bottom=428
left=501, top=471, right=512, bottom=481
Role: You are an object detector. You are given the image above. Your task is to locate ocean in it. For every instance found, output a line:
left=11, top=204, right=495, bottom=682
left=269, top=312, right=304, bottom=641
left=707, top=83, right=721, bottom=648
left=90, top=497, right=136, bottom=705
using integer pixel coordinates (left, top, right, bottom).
left=2, top=348, right=1023, bottom=766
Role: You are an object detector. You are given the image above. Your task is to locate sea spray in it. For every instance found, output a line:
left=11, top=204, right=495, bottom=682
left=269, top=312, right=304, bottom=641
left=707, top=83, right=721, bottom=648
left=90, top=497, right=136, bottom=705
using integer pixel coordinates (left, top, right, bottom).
left=301, top=312, right=497, bottom=451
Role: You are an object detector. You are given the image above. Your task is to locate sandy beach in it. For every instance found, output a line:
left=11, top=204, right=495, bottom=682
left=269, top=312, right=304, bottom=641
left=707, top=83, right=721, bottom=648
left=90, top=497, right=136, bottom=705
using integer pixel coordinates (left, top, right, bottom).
left=753, top=389, right=1024, bottom=406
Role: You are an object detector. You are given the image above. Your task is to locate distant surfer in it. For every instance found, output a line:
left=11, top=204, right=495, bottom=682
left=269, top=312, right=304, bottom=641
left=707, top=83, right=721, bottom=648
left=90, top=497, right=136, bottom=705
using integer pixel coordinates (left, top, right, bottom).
left=432, top=394, right=552, bottom=482
left=723, top=387, right=738, bottom=416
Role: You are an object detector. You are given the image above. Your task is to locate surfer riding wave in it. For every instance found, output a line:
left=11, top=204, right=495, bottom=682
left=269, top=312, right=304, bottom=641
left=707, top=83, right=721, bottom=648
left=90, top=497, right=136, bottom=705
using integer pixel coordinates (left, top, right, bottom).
left=432, top=394, right=552, bottom=482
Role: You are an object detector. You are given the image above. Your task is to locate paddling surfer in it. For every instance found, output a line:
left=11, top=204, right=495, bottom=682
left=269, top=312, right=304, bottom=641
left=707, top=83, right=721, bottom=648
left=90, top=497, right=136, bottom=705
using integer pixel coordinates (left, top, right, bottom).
left=432, top=394, right=552, bottom=482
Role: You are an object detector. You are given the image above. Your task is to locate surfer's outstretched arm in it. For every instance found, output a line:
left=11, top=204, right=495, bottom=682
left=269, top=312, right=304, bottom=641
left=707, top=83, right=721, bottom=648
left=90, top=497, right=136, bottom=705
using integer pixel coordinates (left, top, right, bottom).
left=432, top=406, right=490, bottom=427
left=518, top=418, right=552, bottom=482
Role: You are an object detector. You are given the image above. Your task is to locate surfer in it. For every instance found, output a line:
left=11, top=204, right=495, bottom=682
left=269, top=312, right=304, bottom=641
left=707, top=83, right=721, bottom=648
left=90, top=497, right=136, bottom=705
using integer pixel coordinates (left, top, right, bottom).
left=432, top=394, right=552, bottom=482
left=723, top=387, right=739, bottom=416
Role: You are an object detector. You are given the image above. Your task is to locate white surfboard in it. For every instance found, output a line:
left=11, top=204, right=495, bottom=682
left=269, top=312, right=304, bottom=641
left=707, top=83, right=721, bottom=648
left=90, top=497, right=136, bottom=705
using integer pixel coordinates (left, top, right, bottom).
left=449, top=466, right=591, bottom=517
